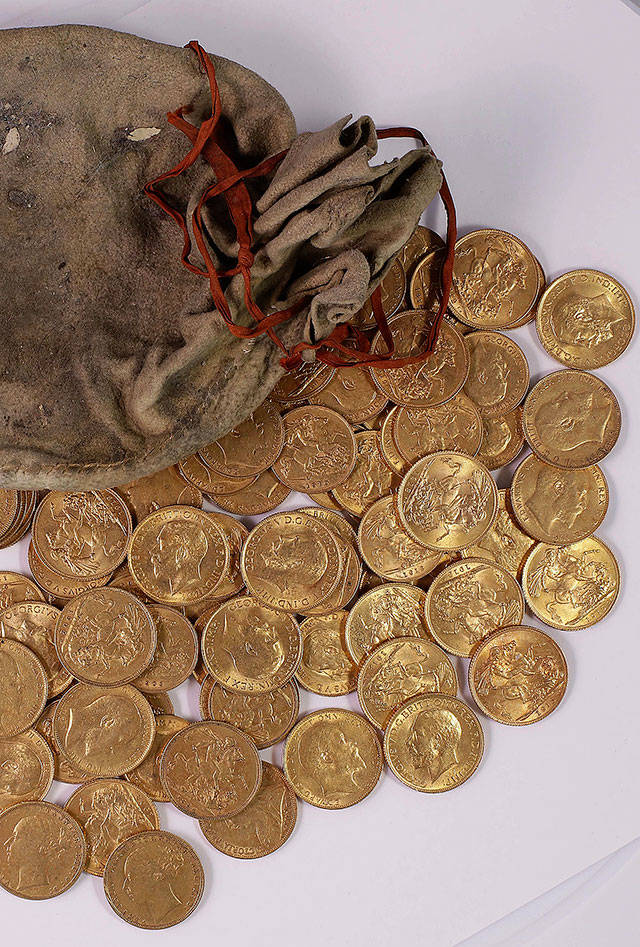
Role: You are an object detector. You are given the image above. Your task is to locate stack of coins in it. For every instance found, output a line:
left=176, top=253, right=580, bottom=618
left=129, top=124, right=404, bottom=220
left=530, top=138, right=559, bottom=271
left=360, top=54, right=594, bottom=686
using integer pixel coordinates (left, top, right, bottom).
left=0, top=225, right=633, bottom=928
left=0, top=489, right=39, bottom=549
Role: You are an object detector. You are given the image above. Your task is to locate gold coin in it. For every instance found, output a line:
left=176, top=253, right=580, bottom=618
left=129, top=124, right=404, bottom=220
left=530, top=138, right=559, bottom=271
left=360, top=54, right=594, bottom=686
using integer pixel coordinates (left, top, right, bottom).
left=284, top=709, right=382, bottom=809
left=0, top=572, right=45, bottom=611
left=53, top=682, right=155, bottom=777
left=511, top=453, right=609, bottom=544
left=357, top=637, right=458, bottom=730
left=379, top=407, right=411, bottom=476
left=354, top=259, right=406, bottom=328
left=299, top=506, right=358, bottom=546
left=449, top=229, right=539, bottom=328
left=27, top=542, right=111, bottom=601
left=463, top=330, right=530, bottom=417
left=202, top=597, right=301, bottom=693
left=133, top=605, right=198, bottom=693
left=55, top=589, right=157, bottom=686
left=0, top=729, right=54, bottom=810
left=207, top=680, right=299, bottom=748
left=460, top=489, right=536, bottom=580
left=396, top=225, right=445, bottom=277
left=103, top=830, right=204, bottom=929
left=398, top=451, right=498, bottom=551
left=159, top=720, right=261, bottom=819
left=32, top=489, right=132, bottom=580
left=65, top=778, right=159, bottom=876
left=241, top=511, right=341, bottom=611
left=0, top=801, right=86, bottom=899
left=129, top=505, right=229, bottom=605
left=536, top=269, right=635, bottom=369
left=309, top=366, right=388, bottom=424
left=1, top=601, right=72, bottom=697
left=107, top=564, right=155, bottom=603
left=200, top=762, right=296, bottom=859
left=0, top=638, right=48, bottom=738
left=177, top=452, right=257, bottom=495
left=296, top=612, right=358, bottom=695
left=507, top=255, right=546, bottom=328
left=0, top=489, right=18, bottom=537
left=272, top=405, right=357, bottom=492
left=209, top=467, right=290, bottom=515
left=345, top=584, right=430, bottom=665
left=115, top=466, right=202, bottom=523
left=199, top=675, right=215, bottom=719
left=207, top=512, right=248, bottom=599
left=125, top=714, right=189, bottom=802
left=199, top=401, right=284, bottom=477
left=34, top=701, right=91, bottom=783
left=370, top=313, right=470, bottom=407
left=146, top=692, right=174, bottom=716
left=271, top=361, right=335, bottom=405
left=306, top=490, right=347, bottom=512
left=425, top=558, right=524, bottom=657
left=332, top=431, right=401, bottom=517
left=299, top=533, right=361, bottom=616
left=0, top=490, right=38, bottom=549
left=476, top=408, right=525, bottom=470
left=522, top=536, right=620, bottom=630
left=393, top=393, right=483, bottom=463
left=408, top=245, right=446, bottom=310
left=522, top=369, right=621, bottom=468
left=384, top=694, right=484, bottom=792
left=469, top=626, right=567, bottom=725
left=358, top=496, right=443, bottom=582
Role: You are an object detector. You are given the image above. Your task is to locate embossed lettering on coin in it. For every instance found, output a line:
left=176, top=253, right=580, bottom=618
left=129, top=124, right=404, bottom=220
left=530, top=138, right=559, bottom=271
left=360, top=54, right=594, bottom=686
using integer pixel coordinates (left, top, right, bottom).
left=133, top=606, right=198, bottom=693
left=0, top=600, right=71, bottom=697
left=0, top=730, right=54, bottom=811
left=463, top=330, right=529, bottom=418
left=296, top=612, right=358, bottom=696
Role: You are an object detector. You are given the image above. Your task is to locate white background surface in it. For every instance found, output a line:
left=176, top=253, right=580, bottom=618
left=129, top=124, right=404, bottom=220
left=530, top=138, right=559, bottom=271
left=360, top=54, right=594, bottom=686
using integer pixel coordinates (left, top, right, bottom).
left=1, top=1, right=639, bottom=944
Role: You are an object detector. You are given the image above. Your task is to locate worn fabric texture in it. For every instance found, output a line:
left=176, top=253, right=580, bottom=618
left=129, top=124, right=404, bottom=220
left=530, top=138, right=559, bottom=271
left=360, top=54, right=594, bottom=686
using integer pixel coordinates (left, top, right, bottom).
left=0, top=24, right=442, bottom=489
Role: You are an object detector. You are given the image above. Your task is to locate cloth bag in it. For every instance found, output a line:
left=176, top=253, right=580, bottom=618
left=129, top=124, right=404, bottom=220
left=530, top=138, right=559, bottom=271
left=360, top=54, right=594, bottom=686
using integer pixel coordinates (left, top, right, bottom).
left=0, top=24, right=442, bottom=489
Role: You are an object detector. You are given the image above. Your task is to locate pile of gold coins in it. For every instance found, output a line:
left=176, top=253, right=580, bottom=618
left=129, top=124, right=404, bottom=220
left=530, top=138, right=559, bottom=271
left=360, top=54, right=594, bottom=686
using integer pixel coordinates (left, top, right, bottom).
left=0, top=225, right=633, bottom=929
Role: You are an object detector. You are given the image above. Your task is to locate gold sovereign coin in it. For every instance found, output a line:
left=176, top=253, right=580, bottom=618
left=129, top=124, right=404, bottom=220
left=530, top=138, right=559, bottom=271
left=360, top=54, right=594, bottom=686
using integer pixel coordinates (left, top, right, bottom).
left=354, top=259, right=406, bottom=328
left=200, top=762, right=297, bottom=859
left=379, top=407, right=410, bottom=476
left=55, top=588, right=157, bottom=686
left=32, top=489, right=131, bottom=579
left=272, top=405, right=357, bottom=492
left=284, top=709, right=382, bottom=809
left=207, top=681, right=299, bottom=749
left=296, top=612, right=358, bottom=695
left=409, top=245, right=446, bottom=310
left=370, top=313, right=470, bottom=407
left=34, top=701, right=91, bottom=784
left=397, top=225, right=445, bottom=277
left=299, top=506, right=358, bottom=546
left=178, top=452, right=257, bottom=495
left=476, top=408, right=525, bottom=470
left=199, top=675, right=215, bottom=718
left=463, top=330, right=530, bottom=417
left=133, top=605, right=198, bottom=693
left=300, top=533, right=361, bottom=616
left=384, top=694, right=484, bottom=792
left=146, top=692, right=174, bottom=716
left=522, top=536, right=620, bottom=630
left=53, top=682, right=155, bottom=777
left=358, top=496, right=443, bottom=582
left=201, top=597, right=302, bottom=693
left=469, top=626, right=568, bottom=726
left=115, top=466, right=202, bottom=523
left=306, top=490, right=348, bottom=512
left=345, top=584, right=430, bottom=665
left=398, top=451, right=498, bottom=551
left=0, top=801, right=86, bottom=899
left=103, top=830, right=204, bottom=929
left=0, top=638, right=48, bottom=737
left=271, top=361, right=335, bottom=405
left=125, top=714, right=189, bottom=802
left=425, top=559, right=524, bottom=657
left=309, top=366, right=388, bottom=424
left=461, top=489, right=536, bottom=580
left=522, top=369, right=621, bottom=468
left=536, top=269, right=635, bottom=369
left=393, top=393, right=483, bottom=463
left=332, top=431, right=401, bottom=517
left=27, top=542, right=110, bottom=601
left=65, top=778, right=159, bottom=876
left=449, top=229, right=539, bottom=328
left=199, top=401, right=284, bottom=477
left=0, top=572, right=45, bottom=611
left=0, top=729, right=54, bottom=810
left=160, top=720, right=261, bottom=819
left=209, top=467, right=290, bottom=515
left=241, top=511, right=341, bottom=611
left=511, top=453, right=609, bottom=544
left=357, top=637, right=457, bottom=730
left=1, top=600, right=72, bottom=697
left=207, top=512, right=248, bottom=599
left=128, top=505, right=229, bottom=605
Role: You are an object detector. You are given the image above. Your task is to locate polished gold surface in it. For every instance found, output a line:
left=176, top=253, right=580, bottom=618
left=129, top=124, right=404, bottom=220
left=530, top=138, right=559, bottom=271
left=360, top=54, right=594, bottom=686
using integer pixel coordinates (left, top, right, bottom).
left=0, top=600, right=71, bottom=697
left=358, top=496, right=443, bottom=581
left=0, top=638, right=48, bottom=738
left=296, top=611, right=358, bottom=695
left=463, top=330, right=529, bottom=418
left=115, top=467, right=202, bottom=523
left=0, top=729, right=54, bottom=811
left=125, top=714, right=189, bottom=802
left=476, top=409, right=525, bottom=470
left=273, top=405, right=357, bottom=492
left=309, top=366, right=388, bottom=424
left=461, top=489, right=536, bottom=580
left=393, top=393, right=483, bottom=463
left=133, top=605, right=198, bottom=693
left=207, top=681, right=299, bottom=749
left=345, top=583, right=430, bottom=665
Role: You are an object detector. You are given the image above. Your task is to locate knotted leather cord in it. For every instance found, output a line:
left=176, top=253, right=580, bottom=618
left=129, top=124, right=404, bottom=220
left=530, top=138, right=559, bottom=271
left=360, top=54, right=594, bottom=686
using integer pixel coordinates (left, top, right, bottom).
left=144, top=41, right=457, bottom=371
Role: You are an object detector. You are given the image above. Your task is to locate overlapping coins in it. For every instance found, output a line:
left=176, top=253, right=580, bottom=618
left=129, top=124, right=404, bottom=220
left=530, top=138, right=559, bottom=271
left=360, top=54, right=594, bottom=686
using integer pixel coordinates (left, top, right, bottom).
left=0, top=226, right=632, bottom=928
